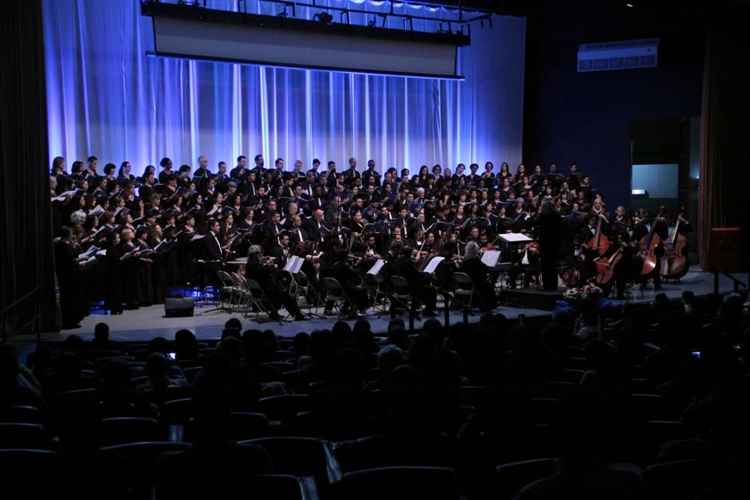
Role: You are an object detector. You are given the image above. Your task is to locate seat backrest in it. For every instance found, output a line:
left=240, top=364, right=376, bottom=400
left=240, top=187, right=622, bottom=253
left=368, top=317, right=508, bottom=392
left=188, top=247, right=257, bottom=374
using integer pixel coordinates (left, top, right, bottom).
left=322, top=277, right=345, bottom=296
left=233, top=272, right=248, bottom=286
left=98, top=441, right=192, bottom=463
left=0, top=405, right=42, bottom=424
left=645, top=459, right=704, bottom=498
left=100, top=417, right=163, bottom=446
left=330, top=466, right=459, bottom=500
left=217, top=270, right=235, bottom=287
left=0, top=423, right=51, bottom=449
left=257, top=394, right=313, bottom=421
left=452, top=272, right=474, bottom=288
left=160, top=398, right=194, bottom=424
left=390, top=275, right=409, bottom=290
left=228, top=412, right=270, bottom=440
left=55, top=387, right=99, bottom=410
left=239, top=437, right=330, bottom=483
left=247, top=279, right=265, bottom=293
left=0, top=449, right=64, bottom=495
left=496, top=458, right=558, bottom=500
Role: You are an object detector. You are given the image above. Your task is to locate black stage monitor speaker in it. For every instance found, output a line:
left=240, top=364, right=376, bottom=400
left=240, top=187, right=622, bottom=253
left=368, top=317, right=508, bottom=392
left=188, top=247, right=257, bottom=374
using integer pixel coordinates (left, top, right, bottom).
left=164, top=297, right=194, bottom=318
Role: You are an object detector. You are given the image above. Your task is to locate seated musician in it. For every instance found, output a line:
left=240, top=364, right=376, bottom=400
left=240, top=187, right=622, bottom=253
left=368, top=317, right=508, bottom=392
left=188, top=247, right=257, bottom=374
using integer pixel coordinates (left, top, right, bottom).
left=386, top=244, right=437, bottom=316
left=460, top=241, right=497, bottom=312
left=244, top=244, right=304, bottom=321
left=322, top=245, right=369, bottom=316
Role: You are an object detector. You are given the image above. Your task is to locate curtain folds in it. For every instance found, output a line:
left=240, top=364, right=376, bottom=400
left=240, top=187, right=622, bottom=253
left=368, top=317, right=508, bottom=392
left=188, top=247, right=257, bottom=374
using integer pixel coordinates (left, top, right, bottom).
left=43, top=0, right=525, bottom=174
left=698, top=19, right=750, bottom=271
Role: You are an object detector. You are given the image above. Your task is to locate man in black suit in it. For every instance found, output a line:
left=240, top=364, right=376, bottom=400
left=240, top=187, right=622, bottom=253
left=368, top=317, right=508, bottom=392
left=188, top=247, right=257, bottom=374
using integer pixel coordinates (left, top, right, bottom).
left=247, top=154, right=263, bottom=176
left=343, top=157, right=360, bottom=188
left=306, top=209, right=327, bottom=244
left=460, top=241, right=496, bottom=312
left=203, top=219, right=223, bottom=285
left=362, top=159, right=381, bottom=187
left=289, top=215, right=309, bottom=246
left=230, top=155, right=248, bottom=180
left=245, top=245, right=304, bottom=321
left=193, top=155, right=211, bottom=180
left=536, top=201, right=562, bottom=291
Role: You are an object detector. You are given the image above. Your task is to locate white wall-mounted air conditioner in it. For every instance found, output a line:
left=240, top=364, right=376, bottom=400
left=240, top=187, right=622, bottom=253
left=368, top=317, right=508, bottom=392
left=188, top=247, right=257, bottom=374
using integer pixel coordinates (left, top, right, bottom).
left=578, top=38, right=659, bottom=72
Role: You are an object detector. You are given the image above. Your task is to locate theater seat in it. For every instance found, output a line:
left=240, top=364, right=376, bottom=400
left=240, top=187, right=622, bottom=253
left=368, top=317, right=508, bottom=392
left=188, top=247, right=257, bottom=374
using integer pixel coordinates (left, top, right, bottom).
left=495, top=458, right=558, bottom=500
left=0, top=449, right=69, bottom=496
left=0, top=422, right=53, bottom=449
left=645, top=459, right=708, bottom=500
left=99, top=417, right=164, bottom=446
left=156, top=473, right=307, bottom=500
left=240, top=436, right=341, bottom=497
left=96, top=441, right=192, bottom=499
left=329, top=466, right=460, bottom=500
left=257, top=394, right=312, bottom=423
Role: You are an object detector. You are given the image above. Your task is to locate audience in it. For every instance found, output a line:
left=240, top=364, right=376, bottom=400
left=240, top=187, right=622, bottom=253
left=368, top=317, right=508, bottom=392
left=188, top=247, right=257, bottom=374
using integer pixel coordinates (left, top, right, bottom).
left=1, top=290, right=749, bottom=499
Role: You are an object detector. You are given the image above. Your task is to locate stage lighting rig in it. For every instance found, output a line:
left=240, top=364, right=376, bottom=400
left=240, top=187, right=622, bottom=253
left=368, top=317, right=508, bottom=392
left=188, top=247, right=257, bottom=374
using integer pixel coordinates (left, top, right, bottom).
left=313, top=11, right=333, bottom=25
left=141, top=1, right=488, bottom=79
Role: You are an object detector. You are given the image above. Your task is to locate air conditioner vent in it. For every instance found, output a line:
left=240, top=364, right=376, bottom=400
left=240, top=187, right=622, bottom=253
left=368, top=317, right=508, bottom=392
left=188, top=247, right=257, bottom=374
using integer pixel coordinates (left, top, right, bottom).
left=578, top=38, right=659, bottom=72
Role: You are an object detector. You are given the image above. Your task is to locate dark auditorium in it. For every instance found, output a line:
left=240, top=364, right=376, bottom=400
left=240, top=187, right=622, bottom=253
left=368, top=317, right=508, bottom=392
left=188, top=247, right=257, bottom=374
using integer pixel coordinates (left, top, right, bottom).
left=3, top=0, right=750, bottom=499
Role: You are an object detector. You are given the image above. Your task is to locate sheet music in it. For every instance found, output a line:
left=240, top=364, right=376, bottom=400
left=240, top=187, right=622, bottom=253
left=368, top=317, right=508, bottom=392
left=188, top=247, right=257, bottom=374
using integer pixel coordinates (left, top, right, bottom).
left=53, top=189, right=78, bottom=200
left=367, top=259, right=385, bottom=275
left=89, top=205, right=105, bottom=217
left=423, top=256, right=444, bottom=274
left=190, top=234, right=206, bottom=241
left=283, top=255, right=304, bottom=274
left=481, top=250, right=501, bottom=268
left=77, top=245, right=98, bottom=260
left=499, top=233, right=534, bottom=243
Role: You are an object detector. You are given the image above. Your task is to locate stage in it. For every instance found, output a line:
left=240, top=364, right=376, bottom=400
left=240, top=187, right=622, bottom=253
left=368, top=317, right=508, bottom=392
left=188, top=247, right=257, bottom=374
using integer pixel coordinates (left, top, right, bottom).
left=47, top=267, right=743, bottom=343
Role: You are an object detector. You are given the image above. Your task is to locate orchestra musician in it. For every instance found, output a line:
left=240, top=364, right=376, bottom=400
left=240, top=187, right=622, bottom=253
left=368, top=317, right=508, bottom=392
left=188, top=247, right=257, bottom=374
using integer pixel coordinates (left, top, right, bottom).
left=244, top=244, right=305, bottom=321
left=536, top=200, right=562, bottom=291
left=459, top=241, right=497, bottom=312
left=385, top=243, right=437, bottom=317
left=51, top=151, right=692, bottom=324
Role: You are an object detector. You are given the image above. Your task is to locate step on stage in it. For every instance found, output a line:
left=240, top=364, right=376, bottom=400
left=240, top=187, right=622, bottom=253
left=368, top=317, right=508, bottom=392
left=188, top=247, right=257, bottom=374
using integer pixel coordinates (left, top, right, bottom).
left=51, top=268, right=744, bottom=343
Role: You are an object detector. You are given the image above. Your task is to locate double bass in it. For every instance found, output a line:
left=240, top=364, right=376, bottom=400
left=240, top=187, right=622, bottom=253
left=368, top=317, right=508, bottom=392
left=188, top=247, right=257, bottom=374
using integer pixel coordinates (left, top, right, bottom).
left=661, top=212, right=689, bottom=280
left=586, top=213, right=611, bottom=257
left=639, top=209, right=663, bottom=276
left=595, top=246, right=624, bottom=286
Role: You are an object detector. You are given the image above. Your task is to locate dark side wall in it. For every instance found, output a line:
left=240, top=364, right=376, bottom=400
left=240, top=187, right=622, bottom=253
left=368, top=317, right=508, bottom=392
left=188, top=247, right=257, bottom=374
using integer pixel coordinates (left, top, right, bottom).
left=522, top=1, right=705, bottom=209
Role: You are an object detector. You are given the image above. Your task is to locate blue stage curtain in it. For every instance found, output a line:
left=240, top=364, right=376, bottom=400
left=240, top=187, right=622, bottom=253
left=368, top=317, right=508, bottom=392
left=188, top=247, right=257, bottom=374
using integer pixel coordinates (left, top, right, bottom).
left=43, top=0, right=525, bottom=174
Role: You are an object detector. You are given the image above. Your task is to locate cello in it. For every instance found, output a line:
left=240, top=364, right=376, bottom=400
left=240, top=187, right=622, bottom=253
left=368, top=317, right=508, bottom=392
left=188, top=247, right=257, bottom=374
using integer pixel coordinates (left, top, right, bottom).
left=661, top=212, right=689, bottom=280
left=639, top=209, right=663, bottom=276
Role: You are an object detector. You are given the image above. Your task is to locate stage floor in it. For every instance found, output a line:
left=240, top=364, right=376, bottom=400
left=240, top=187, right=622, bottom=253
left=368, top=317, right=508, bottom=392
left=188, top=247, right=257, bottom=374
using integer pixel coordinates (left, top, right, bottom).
left=48, top=267, right=742, bottom=343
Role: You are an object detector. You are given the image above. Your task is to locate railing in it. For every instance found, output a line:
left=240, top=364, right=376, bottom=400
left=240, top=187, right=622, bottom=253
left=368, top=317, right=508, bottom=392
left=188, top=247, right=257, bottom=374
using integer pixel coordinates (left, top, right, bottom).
left=0, top=287, right=42, bottom=343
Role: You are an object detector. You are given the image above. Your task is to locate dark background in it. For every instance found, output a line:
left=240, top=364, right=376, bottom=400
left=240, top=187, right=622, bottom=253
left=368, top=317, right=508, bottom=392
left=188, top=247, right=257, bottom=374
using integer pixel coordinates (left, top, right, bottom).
left=522, top=1, right=706, bottom=209
left=0, top=0, right=56, bottom=338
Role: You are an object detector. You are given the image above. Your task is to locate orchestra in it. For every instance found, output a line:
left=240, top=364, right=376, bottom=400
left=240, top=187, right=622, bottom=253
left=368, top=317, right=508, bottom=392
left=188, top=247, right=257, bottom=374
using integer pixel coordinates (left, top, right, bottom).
left=50, top=155, right=693, bottom=323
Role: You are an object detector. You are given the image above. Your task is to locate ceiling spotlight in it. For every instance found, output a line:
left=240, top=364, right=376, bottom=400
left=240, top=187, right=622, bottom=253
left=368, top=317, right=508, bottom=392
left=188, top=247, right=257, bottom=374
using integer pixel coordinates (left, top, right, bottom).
left=625, top=2, right=634, bottom=7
